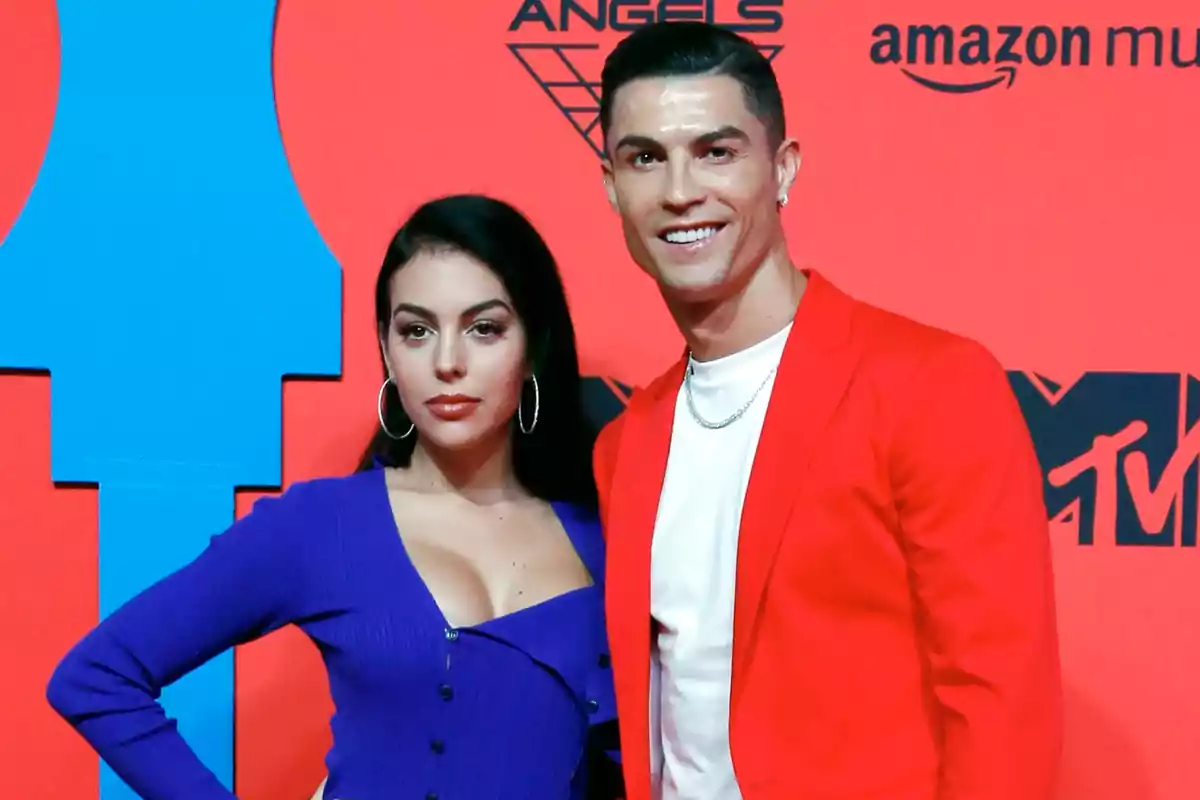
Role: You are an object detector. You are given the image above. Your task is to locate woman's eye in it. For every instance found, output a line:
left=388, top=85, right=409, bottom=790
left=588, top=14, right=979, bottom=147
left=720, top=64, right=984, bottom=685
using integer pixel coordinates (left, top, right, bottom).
left=471, top=321, right=505, bottom=338
left=400, top=323, right=431, bottom=340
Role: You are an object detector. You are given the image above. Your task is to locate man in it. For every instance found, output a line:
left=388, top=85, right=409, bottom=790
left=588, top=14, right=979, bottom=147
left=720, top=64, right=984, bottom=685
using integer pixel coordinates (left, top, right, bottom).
left=593, top=21, right=1062, bottom=800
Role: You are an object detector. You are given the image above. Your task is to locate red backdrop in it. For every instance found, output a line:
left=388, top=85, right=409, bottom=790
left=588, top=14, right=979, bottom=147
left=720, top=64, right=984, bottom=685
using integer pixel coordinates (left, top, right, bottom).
left=2, top=1, right=1198, bottom=797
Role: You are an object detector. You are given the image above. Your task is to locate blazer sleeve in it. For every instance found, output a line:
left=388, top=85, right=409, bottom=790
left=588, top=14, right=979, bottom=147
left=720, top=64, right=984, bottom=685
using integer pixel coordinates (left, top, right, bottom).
left=889, top=337, right=1063, bottom=800
left=593, top=411, right=627, bottom=536
left=45, top=482, right=320, bottom=800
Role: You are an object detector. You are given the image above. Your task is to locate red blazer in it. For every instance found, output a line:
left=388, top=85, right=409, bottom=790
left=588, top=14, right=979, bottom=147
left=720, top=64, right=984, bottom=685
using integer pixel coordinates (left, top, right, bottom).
left=594, top=270, right=1062, bottom=800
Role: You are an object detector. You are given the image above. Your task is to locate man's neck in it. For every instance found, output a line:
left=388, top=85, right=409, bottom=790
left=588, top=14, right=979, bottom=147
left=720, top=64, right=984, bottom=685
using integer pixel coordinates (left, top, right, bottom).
left=668, top=247, right=806, bottom=362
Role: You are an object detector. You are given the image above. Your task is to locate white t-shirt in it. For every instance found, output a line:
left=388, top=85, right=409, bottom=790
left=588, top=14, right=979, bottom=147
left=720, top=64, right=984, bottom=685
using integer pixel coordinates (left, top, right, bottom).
left=649, top=323, right=790, bottom=800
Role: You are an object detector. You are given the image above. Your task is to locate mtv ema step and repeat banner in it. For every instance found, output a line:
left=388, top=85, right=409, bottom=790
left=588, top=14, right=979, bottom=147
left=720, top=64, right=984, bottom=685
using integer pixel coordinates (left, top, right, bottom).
left=1, top=1, right=1197, bottom=798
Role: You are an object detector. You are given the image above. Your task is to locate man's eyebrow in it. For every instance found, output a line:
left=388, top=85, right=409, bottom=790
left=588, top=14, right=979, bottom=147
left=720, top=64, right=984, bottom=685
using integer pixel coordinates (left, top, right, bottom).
left=613, top=126, right=750, bottom=152
left=613, top=134, right=662, bottom=152
left=694, top=125, right=750, bottom=145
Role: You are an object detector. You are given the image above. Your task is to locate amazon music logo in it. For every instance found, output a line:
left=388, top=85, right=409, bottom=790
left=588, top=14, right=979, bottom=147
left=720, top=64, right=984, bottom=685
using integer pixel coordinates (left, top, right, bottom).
left=871, top=24, right=1200, bottom=94
left=507, top=0, right=784, bottom=157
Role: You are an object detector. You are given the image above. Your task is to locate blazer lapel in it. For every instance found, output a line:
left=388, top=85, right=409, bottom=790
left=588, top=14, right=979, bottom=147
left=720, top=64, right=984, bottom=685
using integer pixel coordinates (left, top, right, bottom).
left=730, top=271, right=863, bottom=706
left=604, top=357, right=685, bottom=800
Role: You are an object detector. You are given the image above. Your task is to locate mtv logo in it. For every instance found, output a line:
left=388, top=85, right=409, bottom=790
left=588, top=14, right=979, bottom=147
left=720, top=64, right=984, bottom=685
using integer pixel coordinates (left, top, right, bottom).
left=508, top=42, right=783, bottom=158
left=581, top=375, right=630, bottom=429
left=1009, top=371, right=1200, bottom=547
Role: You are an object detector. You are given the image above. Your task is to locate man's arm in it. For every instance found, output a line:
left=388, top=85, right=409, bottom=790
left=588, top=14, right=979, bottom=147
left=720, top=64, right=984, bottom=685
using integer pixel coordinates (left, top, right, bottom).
left=590, top=412, right=628, bottom=799
left=593, top=412, right=627, bottom=537
left=889, top=337, right=1063, bottom=800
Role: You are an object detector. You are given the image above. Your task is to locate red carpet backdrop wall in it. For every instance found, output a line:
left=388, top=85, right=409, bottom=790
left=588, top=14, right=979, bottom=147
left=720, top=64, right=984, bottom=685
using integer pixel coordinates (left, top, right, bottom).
left=2, top=0, right=1198, bottom=798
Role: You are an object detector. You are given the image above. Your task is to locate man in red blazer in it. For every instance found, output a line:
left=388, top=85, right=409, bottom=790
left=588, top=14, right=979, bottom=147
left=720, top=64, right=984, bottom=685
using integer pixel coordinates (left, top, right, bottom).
left=593, top=21, right=1062, bottom=800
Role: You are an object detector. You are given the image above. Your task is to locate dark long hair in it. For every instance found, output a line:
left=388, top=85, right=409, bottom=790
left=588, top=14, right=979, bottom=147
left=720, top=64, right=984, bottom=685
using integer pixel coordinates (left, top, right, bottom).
left=356, top=194, right=598, bottom=511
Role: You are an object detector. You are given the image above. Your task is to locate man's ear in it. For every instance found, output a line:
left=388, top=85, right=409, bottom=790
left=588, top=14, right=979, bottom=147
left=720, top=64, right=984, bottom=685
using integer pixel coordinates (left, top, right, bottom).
left=774, top=137, right=801, bottom=205
left=601, top=159, right=618, bottom=212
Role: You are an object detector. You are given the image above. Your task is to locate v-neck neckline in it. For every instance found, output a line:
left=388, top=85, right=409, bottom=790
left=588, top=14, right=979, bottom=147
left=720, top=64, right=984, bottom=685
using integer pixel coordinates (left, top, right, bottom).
left=370, top=467, right=597, bottom=633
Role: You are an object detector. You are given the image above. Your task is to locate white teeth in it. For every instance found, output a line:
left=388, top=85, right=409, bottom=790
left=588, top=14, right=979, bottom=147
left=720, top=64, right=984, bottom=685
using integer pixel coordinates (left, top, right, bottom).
left=664, top=226, right=719, bottom=244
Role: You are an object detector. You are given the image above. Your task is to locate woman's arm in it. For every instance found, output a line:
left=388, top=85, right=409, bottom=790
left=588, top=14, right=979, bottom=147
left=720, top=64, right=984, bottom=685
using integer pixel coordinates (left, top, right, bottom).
left=46, top=482, right=323, bottom=800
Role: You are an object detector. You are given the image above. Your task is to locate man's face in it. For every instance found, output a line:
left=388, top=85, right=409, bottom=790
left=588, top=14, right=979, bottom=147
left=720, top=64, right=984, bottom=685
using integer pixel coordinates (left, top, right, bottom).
left=602, top=74, right=797, bottom=304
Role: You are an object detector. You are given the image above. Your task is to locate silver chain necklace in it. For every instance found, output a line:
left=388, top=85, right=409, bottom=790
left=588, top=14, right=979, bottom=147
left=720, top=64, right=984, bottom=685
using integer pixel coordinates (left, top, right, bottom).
left=683, top=358, right=778, bottom=430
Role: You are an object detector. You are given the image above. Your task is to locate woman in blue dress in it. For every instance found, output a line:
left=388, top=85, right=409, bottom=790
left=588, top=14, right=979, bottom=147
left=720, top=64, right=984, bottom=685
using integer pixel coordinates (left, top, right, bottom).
left=46, top=194, right=622, bottom=799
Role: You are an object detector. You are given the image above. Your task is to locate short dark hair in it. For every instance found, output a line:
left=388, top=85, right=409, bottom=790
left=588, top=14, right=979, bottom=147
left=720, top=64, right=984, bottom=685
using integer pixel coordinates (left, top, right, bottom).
left=358, top=194, right=598, bottom=511
left=599, top=21, right=786, bottom=151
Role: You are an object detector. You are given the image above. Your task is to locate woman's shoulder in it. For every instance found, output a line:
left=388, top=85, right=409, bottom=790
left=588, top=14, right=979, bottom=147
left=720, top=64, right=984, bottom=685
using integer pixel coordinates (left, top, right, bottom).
left=221, top=471, right=384, bottom=569
left=550, top=498, right=601, bottom=534
left=550, top=499, right=606, bottom=580
left=241, top=469, right=380, bottom=525
left=288, top=468, right=379, bottom=498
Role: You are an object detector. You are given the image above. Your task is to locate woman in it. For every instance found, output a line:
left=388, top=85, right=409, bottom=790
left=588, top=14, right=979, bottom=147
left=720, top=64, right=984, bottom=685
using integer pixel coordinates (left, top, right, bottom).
left=46, top=194, right=621, bottom=799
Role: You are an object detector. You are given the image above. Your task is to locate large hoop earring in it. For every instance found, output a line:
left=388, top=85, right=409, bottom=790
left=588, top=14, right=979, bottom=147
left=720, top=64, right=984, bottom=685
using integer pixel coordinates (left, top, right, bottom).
left=377, top=377, right=414, bottom=440
left=518, top=374, right=540, bottom=434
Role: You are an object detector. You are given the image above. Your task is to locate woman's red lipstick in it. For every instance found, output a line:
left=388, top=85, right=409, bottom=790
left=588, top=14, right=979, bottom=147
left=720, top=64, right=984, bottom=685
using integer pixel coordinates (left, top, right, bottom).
left=424, top=394, right=481, bottom=421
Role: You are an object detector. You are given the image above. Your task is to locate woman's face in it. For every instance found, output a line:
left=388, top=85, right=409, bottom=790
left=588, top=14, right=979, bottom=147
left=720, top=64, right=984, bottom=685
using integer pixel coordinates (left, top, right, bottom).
left=381, top=248, right=528, bottom=453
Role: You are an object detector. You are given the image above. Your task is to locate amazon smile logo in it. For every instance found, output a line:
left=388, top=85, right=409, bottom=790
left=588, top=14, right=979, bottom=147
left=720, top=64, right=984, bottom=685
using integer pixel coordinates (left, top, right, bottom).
left=871, top=23, right=1200, bottom=94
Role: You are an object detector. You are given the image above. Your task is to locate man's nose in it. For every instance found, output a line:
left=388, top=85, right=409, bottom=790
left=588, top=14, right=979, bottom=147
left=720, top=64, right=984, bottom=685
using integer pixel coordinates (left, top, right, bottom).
left=662, top=156, right=705, bottom=211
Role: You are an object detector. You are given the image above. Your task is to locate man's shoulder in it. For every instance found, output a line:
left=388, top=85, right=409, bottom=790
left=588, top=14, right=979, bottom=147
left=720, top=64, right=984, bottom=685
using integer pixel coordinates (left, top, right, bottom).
left=594, top=358, right=684, bottom=447
left=848, top=293, right=1005, bottom=387
left=596, top=410, right=626, bottom=447
left=595, top=399, right=632, bottom=470
left=829, top=292, right=1026, bottom=470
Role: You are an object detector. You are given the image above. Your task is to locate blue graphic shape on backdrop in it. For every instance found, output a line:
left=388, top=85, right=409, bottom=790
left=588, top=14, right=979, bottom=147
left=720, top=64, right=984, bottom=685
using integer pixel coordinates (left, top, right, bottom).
left=0, top=2, right=341, bottom=797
